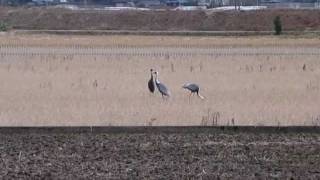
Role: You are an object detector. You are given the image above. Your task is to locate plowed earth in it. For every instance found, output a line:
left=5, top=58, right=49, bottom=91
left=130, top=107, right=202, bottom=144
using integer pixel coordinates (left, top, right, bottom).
left=0, top=132, right=320, bottom=179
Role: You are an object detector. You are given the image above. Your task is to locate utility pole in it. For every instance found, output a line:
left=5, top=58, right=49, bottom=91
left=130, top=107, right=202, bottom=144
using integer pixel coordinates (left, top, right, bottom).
left=234, top=0, right=237, bottom=10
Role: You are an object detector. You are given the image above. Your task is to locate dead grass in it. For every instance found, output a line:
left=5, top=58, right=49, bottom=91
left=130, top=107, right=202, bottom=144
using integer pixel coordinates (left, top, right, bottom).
left=1, top=34, right=320, bottom=47
left=2, top=7, right=320, bottom=31
left=0, top=34, right=320, bottom=126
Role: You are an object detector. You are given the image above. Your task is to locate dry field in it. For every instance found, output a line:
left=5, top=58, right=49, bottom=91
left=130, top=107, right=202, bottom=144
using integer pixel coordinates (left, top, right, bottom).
left=0, top=34, right=320, bottom=126
left=1, top=130, right=320, bottom=179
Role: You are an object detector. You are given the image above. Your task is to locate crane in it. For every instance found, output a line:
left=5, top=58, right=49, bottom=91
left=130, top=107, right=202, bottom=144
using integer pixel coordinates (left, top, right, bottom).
left=153, top=71, right=170, bottom=99
left=148, top=69, right=155, bottom=93
left=182, top=83, right=204, bottom=100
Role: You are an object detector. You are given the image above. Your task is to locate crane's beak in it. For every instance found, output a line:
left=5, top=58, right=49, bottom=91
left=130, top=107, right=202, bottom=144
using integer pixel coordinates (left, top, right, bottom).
left=182, top=84, right=188, bottom=89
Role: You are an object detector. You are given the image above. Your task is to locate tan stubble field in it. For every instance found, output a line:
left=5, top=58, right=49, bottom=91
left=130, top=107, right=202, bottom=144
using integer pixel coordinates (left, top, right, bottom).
left=0, top=34, right=320, bottom=126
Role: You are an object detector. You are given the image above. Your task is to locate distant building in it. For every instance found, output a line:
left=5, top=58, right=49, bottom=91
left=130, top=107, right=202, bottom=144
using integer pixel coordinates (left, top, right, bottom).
left=166, top=0, right=197, bottom=6
left=198, top=0, right=226, bottom=7
left=110, top=0, right=135, bottom=6
left=136, top=0, right=162, bottom=7
left=166, top=0, right=179, bottom=6
left=31, top=0, right=67, bottom=5
left=261, top=0, right=320, bottom=8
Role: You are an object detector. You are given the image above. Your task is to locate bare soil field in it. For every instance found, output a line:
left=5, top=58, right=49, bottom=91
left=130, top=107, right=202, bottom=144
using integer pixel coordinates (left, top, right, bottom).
left=0, top=129, right=320, bottom=179
left=1, top=7, right=320, bottom=31
left=1, top=35, right=320, bottom=126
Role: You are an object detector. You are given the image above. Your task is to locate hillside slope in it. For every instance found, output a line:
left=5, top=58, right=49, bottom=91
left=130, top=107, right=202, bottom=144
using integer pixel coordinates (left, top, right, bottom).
left=1, top=7, right=320, bottom=31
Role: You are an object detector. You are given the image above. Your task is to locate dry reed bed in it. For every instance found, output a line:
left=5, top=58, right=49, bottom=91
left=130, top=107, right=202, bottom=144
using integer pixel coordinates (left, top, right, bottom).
left=0, top=34, right=320, bottom=126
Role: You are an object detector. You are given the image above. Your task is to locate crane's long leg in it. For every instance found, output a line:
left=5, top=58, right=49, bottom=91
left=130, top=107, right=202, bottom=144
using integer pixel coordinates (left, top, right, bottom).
left=197, top=92, right=205, bottom=100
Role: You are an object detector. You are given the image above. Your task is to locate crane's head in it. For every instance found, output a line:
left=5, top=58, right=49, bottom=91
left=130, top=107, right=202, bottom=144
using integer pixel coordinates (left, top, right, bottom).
left=150, top=68, right=153, bottom=72
left=153, top=71, right=159, bottom=75
left=182, top=83, right=191, bottom=89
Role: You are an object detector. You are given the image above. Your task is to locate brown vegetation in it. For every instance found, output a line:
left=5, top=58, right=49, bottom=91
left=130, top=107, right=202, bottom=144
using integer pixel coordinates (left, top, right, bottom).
left=1, top=7, right=320, bottom=31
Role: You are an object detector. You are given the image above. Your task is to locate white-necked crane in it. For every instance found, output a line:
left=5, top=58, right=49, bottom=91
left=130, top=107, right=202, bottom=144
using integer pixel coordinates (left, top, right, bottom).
left=153, top=71, right=170, bottom=99
left=182, top=83, right=204, bottom=100
left=148, top=69, right=155, bottom=93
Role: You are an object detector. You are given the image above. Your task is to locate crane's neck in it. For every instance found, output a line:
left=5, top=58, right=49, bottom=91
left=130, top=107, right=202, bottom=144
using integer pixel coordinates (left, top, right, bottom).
left=154, top=73, right=160, bottom=84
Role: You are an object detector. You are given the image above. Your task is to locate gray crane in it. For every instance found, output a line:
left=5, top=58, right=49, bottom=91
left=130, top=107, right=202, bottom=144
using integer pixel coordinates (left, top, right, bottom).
left=153, top=71, right=170, bottom=98
left=182, top=83, right=204, bottom=99
left=148, top=69, right=155, bottom=93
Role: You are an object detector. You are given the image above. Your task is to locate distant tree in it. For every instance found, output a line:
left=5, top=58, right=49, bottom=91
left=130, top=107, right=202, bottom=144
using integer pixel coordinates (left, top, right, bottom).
left=0, top=22, right=7, bottom=32
left=273, top=16, right=282, bottom=35
left=1, top=0, right=32, bottom=6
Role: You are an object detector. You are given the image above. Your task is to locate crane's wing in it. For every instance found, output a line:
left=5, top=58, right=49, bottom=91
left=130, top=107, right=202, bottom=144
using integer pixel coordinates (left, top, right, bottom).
left=188, top=84, right=199, bottom=91
left=183, top=83, right=199, bottom=92
left=148, top=78, right=155, bottom=93
left=157, top=82, right=170, bottom=96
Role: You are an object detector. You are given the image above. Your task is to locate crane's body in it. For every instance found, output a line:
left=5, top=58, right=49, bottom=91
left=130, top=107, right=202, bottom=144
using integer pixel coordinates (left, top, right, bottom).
left=153, top=71, right=170, bottom=98
left=148, top=69, right=155, bottom=93
left=183, top=83, right=204, bottom=99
